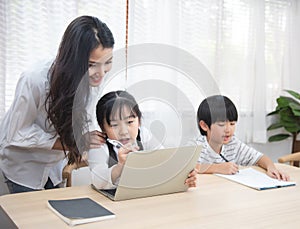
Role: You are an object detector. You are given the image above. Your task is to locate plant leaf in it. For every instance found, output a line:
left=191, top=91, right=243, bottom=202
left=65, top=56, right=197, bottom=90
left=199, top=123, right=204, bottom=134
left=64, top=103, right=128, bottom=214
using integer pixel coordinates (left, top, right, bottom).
left=289, top=103, right=300, bottom=116
left=279, top=109, right=296, bottom=122
left=267, top=90, right=300, bottom=139
left=268, top=134, right=291, bottom=142
left=277, top=96, right=297, bottom=108
left=285, top=89, right=300, bottom=100
left=285, top=126, right=300, bottom=133
left=292, top=109, right=300, bottom=116
left=267, top=110, right=280, bottom=116
left=267, top=123, right=283, bottom=130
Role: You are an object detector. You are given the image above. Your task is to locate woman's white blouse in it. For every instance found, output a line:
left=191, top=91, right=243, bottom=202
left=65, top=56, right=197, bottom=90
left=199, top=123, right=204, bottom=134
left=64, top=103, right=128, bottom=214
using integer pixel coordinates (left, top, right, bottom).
left=0, top=60, right=66, bottom=189
left=0, top=59, right=100, bottom=189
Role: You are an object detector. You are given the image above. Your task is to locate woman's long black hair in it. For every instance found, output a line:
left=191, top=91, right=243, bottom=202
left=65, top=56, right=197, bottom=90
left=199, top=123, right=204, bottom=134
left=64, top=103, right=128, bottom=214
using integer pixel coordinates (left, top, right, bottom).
left=45, top=16, right=114, bottom=165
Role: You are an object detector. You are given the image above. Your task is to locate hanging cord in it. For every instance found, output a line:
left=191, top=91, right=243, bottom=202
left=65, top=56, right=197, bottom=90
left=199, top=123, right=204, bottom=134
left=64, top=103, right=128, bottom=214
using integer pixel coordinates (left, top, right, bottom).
left=125, top=0, right=129, bottom=85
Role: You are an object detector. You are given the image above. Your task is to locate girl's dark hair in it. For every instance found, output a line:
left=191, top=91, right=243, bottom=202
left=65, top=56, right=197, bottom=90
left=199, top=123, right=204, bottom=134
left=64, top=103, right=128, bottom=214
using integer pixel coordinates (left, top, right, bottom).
left=96, top=91, right=142, bottom=130
left=45, top=15, right=114, bottom=165
left=197, top=95, right=238, bottom=136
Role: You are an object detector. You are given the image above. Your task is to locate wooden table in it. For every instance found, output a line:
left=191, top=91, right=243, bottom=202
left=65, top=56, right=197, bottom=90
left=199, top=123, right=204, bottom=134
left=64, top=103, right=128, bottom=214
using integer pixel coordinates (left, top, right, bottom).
left=0, top=163, right=299, bottom=228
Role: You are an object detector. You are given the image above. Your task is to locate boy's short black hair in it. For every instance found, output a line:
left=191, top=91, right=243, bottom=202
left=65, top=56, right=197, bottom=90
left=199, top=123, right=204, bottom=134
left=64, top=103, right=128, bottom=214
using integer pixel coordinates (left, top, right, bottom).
left=197, top=95, right=238, bottom=135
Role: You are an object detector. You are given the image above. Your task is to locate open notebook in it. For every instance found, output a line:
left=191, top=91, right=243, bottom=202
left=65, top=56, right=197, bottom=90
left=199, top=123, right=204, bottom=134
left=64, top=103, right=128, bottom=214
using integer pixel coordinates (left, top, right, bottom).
left=215, top=168, right=296, bottom=190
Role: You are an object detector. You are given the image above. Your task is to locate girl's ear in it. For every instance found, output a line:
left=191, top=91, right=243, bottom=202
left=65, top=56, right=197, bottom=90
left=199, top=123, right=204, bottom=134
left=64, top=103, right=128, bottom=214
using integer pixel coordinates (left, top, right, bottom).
left=199, top=120, right=209, bottom=131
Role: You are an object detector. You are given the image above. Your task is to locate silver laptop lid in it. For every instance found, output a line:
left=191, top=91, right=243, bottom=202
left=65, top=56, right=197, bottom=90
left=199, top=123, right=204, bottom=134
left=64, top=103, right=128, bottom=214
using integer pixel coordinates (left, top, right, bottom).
left=114, top=145, right=201, bottom=201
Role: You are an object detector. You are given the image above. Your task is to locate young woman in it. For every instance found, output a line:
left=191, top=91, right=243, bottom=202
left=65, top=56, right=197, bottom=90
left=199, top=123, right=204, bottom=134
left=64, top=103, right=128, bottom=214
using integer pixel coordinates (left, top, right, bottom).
left=0, top=15, right=114, bottom=193
left=88, top=90, right=197, bottom=190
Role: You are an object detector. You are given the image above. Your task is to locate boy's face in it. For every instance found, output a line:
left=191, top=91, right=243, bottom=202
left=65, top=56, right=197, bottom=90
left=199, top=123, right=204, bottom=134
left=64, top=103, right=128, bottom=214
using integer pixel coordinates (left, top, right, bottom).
left=103, top=106, right=140, bottom=146
left=201, top=121, right=236, bottom=145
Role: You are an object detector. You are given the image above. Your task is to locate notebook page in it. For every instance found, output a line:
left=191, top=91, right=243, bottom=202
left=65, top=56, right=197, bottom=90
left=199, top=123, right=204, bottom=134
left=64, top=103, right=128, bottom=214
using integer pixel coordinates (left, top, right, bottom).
left=215, top=168, right=296, bottom=190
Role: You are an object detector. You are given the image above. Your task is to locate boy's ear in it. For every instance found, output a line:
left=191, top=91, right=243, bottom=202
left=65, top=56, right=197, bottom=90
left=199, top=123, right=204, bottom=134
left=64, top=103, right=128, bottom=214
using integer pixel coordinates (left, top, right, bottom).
left=199, top=120, right=209, bottom=131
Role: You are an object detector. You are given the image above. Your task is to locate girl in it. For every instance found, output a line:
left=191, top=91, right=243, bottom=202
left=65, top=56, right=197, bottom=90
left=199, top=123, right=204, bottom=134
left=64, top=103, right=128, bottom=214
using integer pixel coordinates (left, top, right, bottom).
left=0, top=16, right=114, bottom=193
left=88, top=90, right=197, bottom=189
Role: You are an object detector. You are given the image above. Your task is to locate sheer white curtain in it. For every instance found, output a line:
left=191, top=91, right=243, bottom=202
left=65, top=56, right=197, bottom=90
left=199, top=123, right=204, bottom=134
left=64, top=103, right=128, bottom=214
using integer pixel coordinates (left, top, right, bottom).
left=124, top=0, right=300, bottom=145
left=1, top=0, right=299, bottom=145
left=0, top=0, right=126, bottom=118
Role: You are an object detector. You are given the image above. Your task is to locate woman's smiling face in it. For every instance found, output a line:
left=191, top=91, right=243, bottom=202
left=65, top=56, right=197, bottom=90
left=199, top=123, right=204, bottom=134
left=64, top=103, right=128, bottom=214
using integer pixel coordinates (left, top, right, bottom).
left=88, top=45, right=113, bottom=87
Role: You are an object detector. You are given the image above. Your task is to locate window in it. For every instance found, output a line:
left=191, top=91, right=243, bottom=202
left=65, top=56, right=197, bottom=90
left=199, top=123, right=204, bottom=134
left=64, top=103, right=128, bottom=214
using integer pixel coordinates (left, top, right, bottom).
left=1, top=0, right=299, bottom=145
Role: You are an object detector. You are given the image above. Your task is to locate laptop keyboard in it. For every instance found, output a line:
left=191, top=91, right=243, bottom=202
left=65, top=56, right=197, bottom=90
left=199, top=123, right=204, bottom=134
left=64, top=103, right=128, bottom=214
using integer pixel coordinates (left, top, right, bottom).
left=102, top=188, right=117, bottom=196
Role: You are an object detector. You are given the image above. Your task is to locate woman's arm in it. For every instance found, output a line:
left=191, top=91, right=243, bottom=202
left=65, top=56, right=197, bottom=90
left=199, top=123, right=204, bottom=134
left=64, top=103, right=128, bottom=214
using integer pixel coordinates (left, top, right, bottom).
left=52, top=138, right=64, bottom=150
left=52, top=131, right=106, bottom=151
left=5, top=71, right=59, bottom=151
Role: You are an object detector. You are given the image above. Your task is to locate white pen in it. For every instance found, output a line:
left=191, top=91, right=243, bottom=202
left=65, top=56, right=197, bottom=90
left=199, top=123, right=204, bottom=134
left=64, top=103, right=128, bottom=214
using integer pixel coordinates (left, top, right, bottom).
left=107, top=138, right=124, bottom=149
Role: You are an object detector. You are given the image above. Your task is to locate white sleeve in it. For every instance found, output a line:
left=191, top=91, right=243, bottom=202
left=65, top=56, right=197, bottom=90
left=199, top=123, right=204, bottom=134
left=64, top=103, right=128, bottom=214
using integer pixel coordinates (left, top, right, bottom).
left=4, top=72, right=58, bottom=149
left=88, top=146, right=117, bottom=189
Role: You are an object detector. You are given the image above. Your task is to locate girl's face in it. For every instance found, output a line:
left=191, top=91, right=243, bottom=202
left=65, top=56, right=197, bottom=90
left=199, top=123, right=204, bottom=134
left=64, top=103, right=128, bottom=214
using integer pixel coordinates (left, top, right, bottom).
left=103, top=106, right=140, bottom=146
left=88, top=45, right=113, bottom=87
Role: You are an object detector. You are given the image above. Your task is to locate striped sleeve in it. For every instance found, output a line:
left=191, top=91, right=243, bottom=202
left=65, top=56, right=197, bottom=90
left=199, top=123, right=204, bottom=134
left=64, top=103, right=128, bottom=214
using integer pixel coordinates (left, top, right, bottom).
left=195, top=135, right=224, bottom=164
left=233, top=138, right=263, bottom=166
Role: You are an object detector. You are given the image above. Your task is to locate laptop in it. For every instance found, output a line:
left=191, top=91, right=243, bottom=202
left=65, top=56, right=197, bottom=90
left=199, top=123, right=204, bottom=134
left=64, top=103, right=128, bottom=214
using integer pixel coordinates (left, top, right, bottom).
left=92, top=145, right=201, bottom=201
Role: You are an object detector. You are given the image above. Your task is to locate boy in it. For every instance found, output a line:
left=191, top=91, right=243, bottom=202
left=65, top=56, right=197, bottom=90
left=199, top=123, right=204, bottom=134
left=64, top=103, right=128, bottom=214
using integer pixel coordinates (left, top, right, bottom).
left=194, top=95, right=289, bottom=181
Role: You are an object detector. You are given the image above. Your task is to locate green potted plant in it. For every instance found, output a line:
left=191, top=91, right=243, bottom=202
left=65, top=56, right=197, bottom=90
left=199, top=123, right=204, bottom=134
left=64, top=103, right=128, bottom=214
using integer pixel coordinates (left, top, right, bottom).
left=267, top=89, right=300, bottom=155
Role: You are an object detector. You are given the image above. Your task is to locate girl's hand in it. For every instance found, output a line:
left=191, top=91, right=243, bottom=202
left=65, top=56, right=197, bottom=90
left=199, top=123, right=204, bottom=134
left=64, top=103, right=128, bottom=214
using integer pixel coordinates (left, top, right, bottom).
left=185, top=169, right=198, bottom=187
left=117, top=142, right=139, bottom=165
left=87, top=130, right=106, bottom=148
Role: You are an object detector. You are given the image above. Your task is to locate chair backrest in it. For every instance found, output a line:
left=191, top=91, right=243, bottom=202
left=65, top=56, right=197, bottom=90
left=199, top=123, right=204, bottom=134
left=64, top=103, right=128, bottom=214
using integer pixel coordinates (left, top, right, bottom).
left=278, top=152, right=300, bottom=166
left=62, top=161, right=88, bottom=187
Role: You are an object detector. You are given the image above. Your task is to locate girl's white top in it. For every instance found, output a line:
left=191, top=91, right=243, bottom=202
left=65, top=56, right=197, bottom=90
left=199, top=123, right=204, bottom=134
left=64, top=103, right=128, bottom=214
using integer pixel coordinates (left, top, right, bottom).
left=88, top=127, right=163, bottom=189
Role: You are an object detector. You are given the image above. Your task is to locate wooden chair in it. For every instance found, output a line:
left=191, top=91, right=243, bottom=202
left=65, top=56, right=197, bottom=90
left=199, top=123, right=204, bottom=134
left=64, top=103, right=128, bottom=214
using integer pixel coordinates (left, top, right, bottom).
left=278, top=151, right=300, bottom=167
left=62, top=161, right=88, bottom=187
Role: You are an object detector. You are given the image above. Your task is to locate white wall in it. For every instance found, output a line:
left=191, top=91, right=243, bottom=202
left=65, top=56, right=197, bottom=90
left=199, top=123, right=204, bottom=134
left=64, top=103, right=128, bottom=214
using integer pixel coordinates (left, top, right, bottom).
left=249, top=139, right=292, bottom=162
